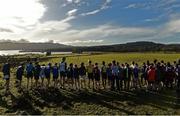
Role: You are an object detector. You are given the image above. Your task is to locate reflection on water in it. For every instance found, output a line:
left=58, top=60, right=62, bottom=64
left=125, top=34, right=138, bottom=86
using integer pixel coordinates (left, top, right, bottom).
left=0, top=50, right=72, bottom=56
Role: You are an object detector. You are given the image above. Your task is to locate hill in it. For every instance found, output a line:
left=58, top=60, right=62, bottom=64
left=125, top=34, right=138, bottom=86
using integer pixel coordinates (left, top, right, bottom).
left=0, top=42, right=71, bottom=51
left=73, top=41, right=180, bottom=52
left=0, top=41, right=180, bottom=52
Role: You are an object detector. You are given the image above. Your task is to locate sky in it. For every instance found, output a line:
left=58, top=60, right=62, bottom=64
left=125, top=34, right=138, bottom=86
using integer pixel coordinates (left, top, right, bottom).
left=0, top=0, right=180, bottom=46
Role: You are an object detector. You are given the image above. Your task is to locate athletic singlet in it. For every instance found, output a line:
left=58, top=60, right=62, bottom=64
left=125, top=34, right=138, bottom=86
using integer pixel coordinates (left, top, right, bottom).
left=101, top=65, right=107, bottom=73
left=133, top=67, right=139, bottom=78
left=86, top=65, right=93, bottom=73
left=166, top=66, right=172, bottom=72
left=112, top=65, right=119, bottom=76
left=130, top=64, right=135, bottom=69
left=40, top=66, right=46, bottom=77
left=26, top=63, right=34, bottom=73
left=45, top=65, right=51, bottom=75
left=106, top=67, right=112, bottom=77
left=59, top=62, right=66, bottom=72
left=148, top=69, right=156, bottom=81
left=53, top=66, right=59, bottom=76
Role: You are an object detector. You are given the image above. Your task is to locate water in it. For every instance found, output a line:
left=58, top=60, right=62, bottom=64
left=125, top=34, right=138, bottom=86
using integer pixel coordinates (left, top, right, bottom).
left=0, top=50, right=72, bottom=56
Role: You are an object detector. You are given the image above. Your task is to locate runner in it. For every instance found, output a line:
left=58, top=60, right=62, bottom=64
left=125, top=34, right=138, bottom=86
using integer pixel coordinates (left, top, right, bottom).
left=93, top=63, right=100, bottom=90
left=86, top=61, right=94, bottom=89
left=106, top=63, right=112, bottom=88
left=16, top=63, right=24, bottom=89
left=161, top=60, right=166, bottom=87
left=124, top=63, right=132, bottom=90
left=147, top=65, right=156, bottom=90
left=101, top=61, right=107, bottom=89
left=34, top=62, right=41, bottom=88
left=121, top=64, right=126, bottom=90
left=67, top=63, right=74, bottom=89
left=112, top=60, right=119, bottom=90
left=79, top=62, right=86, bottom=89
left=45, top=63, right=52, bottom=87
left=53, top=63, right=59, bottom=88
left=132, top=63, right=140, bottom=89
left=118, top=63, right=123, bottom=90
left=141, top=62, right=147, bottom=86
left=59, top=57, right=67, bottom=88
left=166, top=62, right=174, bottom=89
left=74, top=64, right=80, bottom=90
left=156, top=62, right=163, bottom=91
left=40, top=64, right=46, bottom=87
left=2, top=61, right=10, bottom=94
left=26, top=61, right=34, bottom=89
left=177, top=60, right=180, bottom=90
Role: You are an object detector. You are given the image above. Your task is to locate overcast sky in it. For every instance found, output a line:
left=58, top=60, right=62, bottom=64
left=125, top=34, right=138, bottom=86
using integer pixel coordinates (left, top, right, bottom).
left=0, top=0, right=180, bottom=46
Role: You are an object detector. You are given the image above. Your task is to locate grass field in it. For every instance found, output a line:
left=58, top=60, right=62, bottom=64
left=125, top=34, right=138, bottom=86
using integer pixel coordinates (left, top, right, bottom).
left=0, top=52, right=179, bottom=115
left=42, top=52, right=180, bottom=65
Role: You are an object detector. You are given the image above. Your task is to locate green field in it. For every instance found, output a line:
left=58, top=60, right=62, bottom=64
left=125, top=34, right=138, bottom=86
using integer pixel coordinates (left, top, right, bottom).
left=0, top=53, right=179, bottom=115
left=42, top=52, right=180, bottom=65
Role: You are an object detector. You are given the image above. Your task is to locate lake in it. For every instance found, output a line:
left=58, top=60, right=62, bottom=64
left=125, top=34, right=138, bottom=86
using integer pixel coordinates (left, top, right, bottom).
left=0, top=50, right=72, bottom=56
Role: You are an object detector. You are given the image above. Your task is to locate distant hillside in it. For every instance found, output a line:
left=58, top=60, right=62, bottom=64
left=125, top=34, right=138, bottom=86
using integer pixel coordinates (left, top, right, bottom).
left=74, top=41, right=180, bottom=52
left=0, top=41, right=180, bottom=52
left=0, top=42, right=71, bottom=51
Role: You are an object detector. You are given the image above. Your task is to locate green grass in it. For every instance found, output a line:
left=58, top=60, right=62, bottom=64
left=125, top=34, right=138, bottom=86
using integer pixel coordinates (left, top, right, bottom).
left=43, top=53, right=180, bottom=66
left=0, top=52, right=179, bottom=115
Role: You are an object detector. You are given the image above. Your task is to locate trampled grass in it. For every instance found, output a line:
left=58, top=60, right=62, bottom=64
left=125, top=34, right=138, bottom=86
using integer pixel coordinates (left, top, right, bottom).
left=0, top=52, right=179, bottom=115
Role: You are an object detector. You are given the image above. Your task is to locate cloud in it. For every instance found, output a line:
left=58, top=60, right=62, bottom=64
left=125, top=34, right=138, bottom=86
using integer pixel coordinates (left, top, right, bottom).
left=62, top=40, right=104, bottom=45
left=1, top=0, right=180, bottom=45
left=0, top=28, right=13, bottom=33
left=124, top=3, right=148, bottom=9
left=144, top=18, right=180, bottom=41
left=80, top=9, right=101, bottom=16
left=0, top=39, right=29, bottom=43
left=162, top=19, right=180, bottom=34
left=125, top=4, right=138, bottom=9
left=26, top=19, right=156, bottom=45
left=62, top=0, right=112, bottom=17
left=25, top=14, right=180, bottom=45
left=66, top=0, right=73, bottom=3
left=62, top=0, right=81, bottom=7
left=124, top=0, right=179, bottom=11
left=144, top=15, right=163, bottom=22
left=1, top=14, right=180, bottom=45
left=80, top=0, right=112, bottom=16
left=67, top=9, right=78, bottom=16
left=0, top=0, right=46, bottom=33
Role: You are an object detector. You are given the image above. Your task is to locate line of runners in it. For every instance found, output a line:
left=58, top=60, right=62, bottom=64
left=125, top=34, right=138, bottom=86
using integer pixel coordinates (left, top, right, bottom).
left=2, top=57, right=180, bottom=94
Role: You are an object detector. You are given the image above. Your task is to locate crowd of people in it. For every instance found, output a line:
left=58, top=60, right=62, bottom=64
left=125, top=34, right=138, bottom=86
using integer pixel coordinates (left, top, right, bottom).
left=2, top=57, right=180, bottom=94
